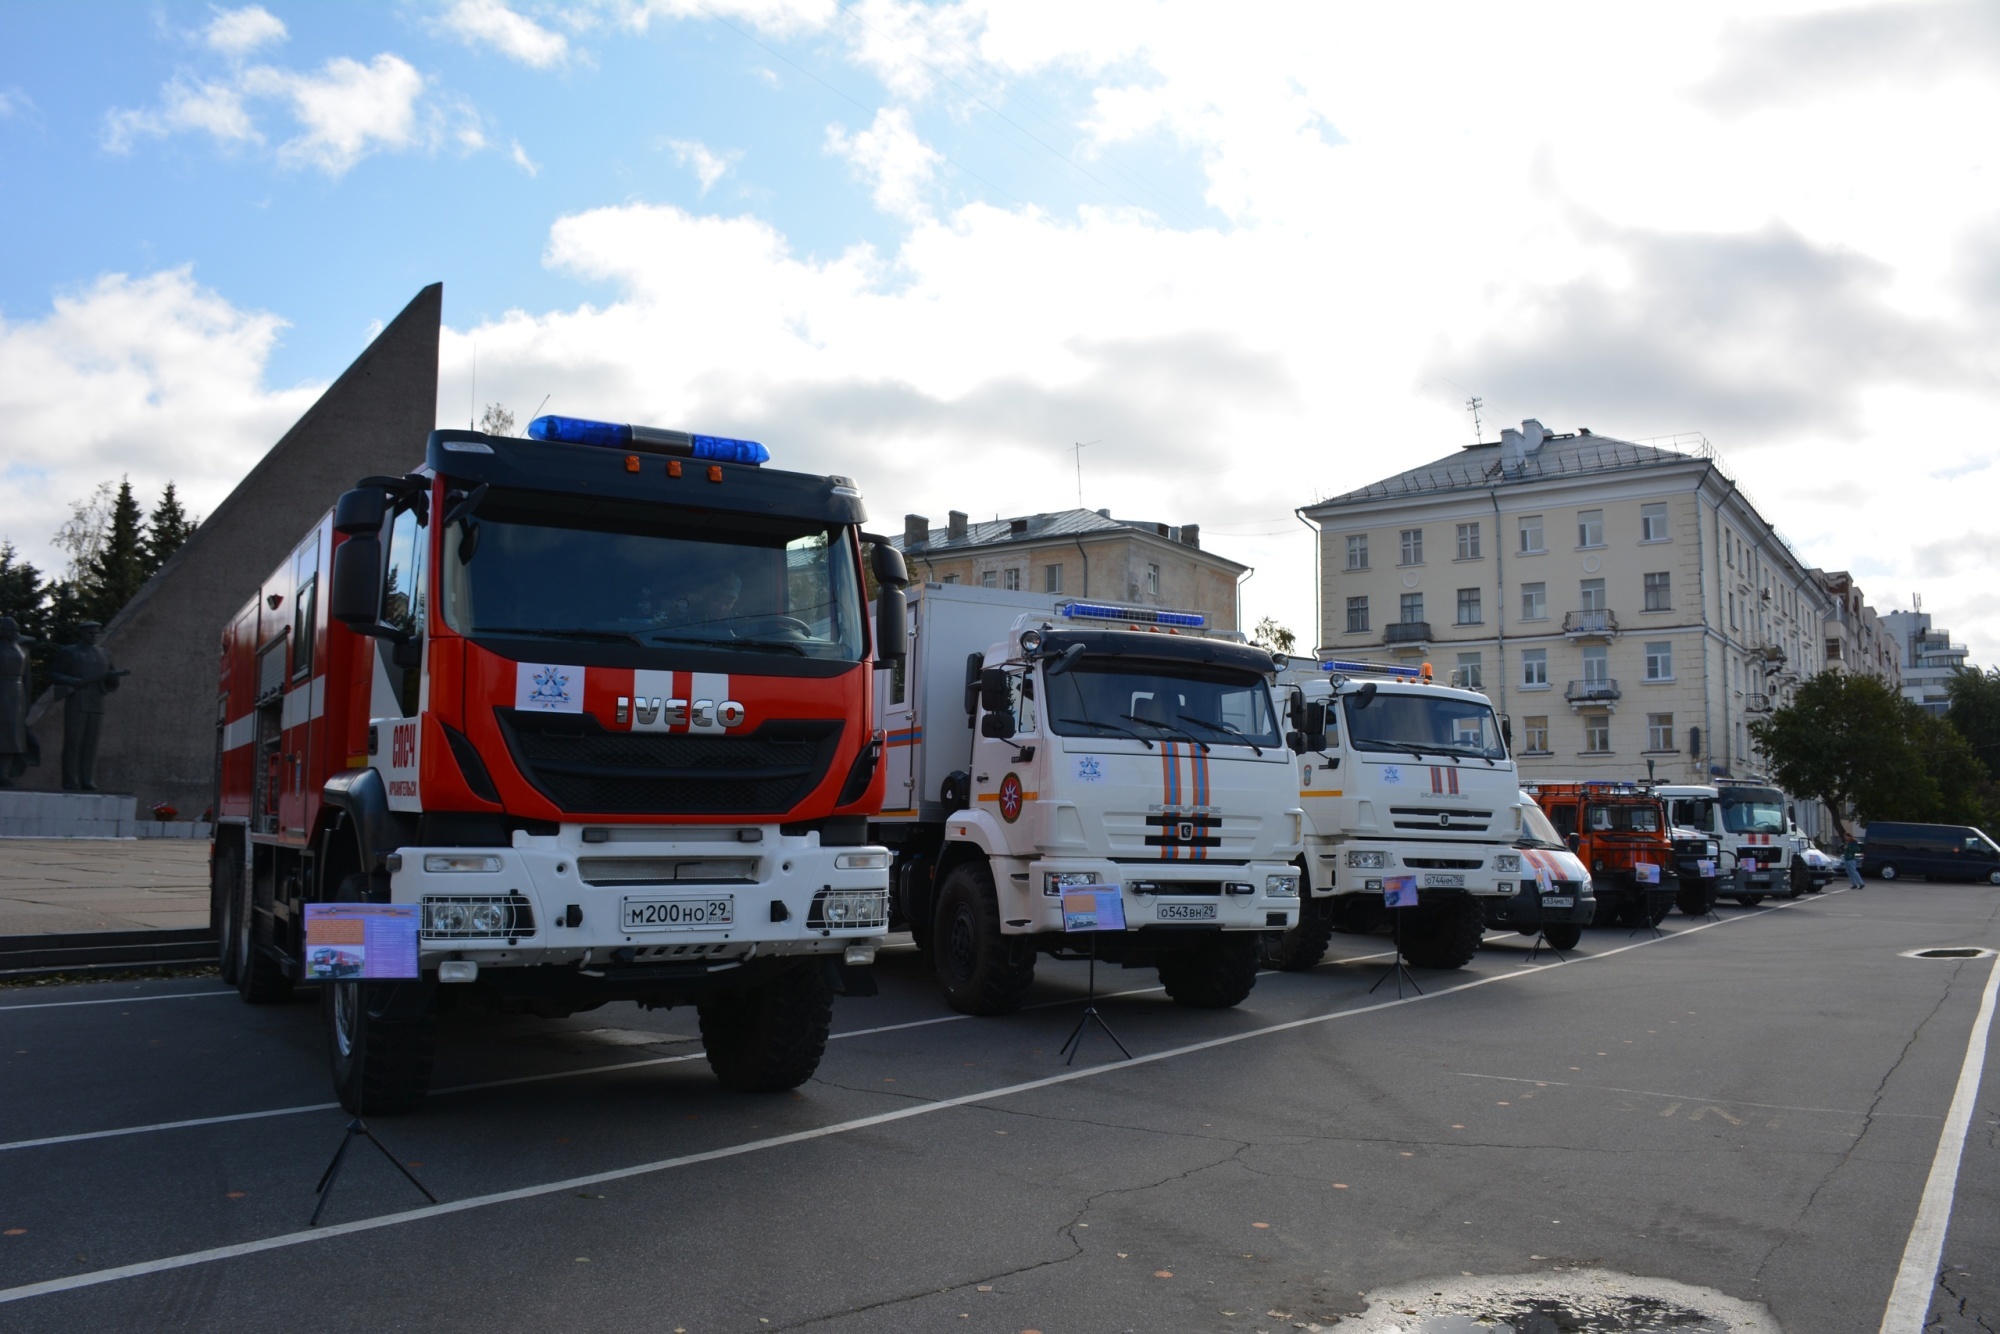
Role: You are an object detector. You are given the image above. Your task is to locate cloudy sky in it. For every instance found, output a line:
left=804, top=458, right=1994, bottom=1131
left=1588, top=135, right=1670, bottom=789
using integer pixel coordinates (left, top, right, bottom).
left=2, top=1, right=1996, bottom=659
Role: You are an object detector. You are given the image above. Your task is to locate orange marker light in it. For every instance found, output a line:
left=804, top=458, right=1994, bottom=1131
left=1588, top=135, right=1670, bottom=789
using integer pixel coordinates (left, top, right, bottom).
left=667, top=459, right=682, bottom=478
left=707, top=464, right=723, bottom=483
left=624, top=454, right=641, bottom=473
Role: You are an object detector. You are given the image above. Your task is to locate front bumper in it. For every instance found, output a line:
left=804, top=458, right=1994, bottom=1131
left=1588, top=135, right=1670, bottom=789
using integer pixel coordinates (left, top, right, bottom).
left=1484, top=880, right=1595, bottom=928
left=1304, top=837, right=1520, bottom=898
left=1004, top=859, right=1300, bottom=935
left=384, top=824, right=890, bottom=975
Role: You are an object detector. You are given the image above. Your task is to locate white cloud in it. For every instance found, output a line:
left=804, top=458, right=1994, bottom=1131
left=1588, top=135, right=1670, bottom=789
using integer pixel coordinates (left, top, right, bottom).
left=104, top=76, right=259, bottom=152
left=510, top=138, right=540, bottom=175
left=0, top=87, right=31, bottom=119
left=665, top=138, right=740, bottom=195
left=203, top=5, right=288, bottom=58
left=611, top=0, right=835, bottom=38
left=439, top=0, right=570, bottom=68
left=824, top=108, right=940, bottom=221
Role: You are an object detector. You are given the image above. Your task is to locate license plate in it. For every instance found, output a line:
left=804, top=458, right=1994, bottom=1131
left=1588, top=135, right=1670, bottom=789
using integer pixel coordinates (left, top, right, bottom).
left=621, top=896, right=735, bottom=931
left=1156, top=902, right=1218, bottom=921
left=1540, top=896, right=1573, bottom=909
left=1424, top=873, right=1464, bottom=888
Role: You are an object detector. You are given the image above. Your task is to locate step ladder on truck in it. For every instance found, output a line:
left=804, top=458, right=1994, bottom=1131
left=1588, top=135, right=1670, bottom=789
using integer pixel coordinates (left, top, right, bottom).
left=872, top=584, right=1303, bottom=1015
left=1267, top=659, right=1525, bottom=972
left=212, top=414, right=904, bottom=1113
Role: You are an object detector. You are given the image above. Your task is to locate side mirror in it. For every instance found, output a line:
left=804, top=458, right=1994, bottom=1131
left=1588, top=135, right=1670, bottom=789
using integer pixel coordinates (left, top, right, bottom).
left=964, top=652, right=985, bottom=721
left=1500, top=714, right=1513, bottom=749
left=1286, top=730, right=1305, bottom=753
left=979, top=667, right=1016, bottom=739
left=1565, top=833, right=1581, bottom=852
left=873, top=589, right=907, bottom=669
left=332, top=486, right=390, bottom=536
left=868, top=540, right=909, bottom=587
left=329, top=534, right=383, bottom=627
left=1302, top=701, right=1329, bottom=735
left=1285, top=691, right=1304, bottom=729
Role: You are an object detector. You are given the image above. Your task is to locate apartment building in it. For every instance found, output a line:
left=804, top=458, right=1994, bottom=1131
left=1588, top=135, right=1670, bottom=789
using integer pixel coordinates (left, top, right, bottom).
left=893, top=508, right=1246, bottom=630
left=1812, top=570, right=1903, bottom=686
left=1298, top=420, right=1833, bottom=782
left=1882, top=608, right=1970, bottom=714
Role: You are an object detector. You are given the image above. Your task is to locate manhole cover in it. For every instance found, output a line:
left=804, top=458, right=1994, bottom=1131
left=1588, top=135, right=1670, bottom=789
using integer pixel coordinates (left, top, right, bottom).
left=1336, top=1269, right=1777, bottom=1333
left=1901, top=947, right=1997, bottom=960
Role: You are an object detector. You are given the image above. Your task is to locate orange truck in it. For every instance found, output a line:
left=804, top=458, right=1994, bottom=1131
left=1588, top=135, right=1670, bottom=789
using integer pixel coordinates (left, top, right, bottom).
left=1524, top=781, right=1679, bottom=928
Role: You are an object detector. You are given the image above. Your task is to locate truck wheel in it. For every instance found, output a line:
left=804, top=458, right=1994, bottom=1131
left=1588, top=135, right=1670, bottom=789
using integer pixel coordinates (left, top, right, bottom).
left=1647, top=894, right=1674, bottom=927
left=234, top=861, right=294, bottom=1005
left=932, top=862, right=1036, bottom=1016
left=325, top=979, right=436, bottom=1115
left=1541, top=923, right=1583, bottom=950
left=1265, top=895, right=1335, bottom=972
left=215, top=849, right=243, bottom=987
left=1400, top=898, right=1485, bottom=969
left=1331, top=897, right=1384, bottom=935
left=1877, top=863, right=1899, bottom=882
left=698, top=965, right=835, bottom=1093
left=1738, top=895, right=1765, bottom=907
left=1676, top=880, right=1710, bottom=916
left=1590, top=895, right=1618, bottom=928
left=1158, top=933, right=1262, bottom=1008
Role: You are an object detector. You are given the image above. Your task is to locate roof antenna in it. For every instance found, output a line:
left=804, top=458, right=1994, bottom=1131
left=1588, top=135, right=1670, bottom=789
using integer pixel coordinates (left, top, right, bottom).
left=1073, top=439, right=1100, bottom=508
left=532, top=394, right=550, bottom=420
left=1467, top=395, right=1484, bottom=443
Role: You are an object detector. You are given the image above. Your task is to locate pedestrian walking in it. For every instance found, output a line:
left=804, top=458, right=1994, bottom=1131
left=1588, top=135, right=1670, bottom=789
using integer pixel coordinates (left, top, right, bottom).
left=1841, top=835, right=1864, bottom=889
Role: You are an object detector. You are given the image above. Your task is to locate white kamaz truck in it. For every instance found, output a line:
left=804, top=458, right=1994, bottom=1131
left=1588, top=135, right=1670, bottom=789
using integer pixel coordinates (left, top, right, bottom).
left=1266, top=660, right=1523, bottom=972
left=872, top=584, right=1303, bottom=1015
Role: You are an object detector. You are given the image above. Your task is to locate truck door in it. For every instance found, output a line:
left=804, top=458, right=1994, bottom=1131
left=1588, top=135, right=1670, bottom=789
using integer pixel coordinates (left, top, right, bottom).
left=278, top=542, right=319, bottom=839
left=973, top=664, right=1040, bottom=835
left=881, top=617, right=917, bottom=815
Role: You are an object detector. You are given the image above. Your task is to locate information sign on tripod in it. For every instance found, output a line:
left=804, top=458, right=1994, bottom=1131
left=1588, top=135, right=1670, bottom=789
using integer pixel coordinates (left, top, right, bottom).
left=1057, top=887, right=1133, bottom=1064
left=1369, top=875, right=1424, bottom=997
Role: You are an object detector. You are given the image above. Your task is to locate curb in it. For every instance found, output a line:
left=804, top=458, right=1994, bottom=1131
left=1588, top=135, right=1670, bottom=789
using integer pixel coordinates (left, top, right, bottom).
left=0, top=928, right=219, bottom=980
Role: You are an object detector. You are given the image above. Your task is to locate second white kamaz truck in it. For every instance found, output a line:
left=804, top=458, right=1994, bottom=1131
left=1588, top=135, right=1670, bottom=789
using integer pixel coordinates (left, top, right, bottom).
left=873, top=584, right=1303, bottom=1015
left=1268, top=660, right=1525, bottom=972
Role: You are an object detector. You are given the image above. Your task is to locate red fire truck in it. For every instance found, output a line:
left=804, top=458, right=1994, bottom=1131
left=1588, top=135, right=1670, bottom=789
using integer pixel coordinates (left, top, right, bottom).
left=212, top=415, right=908, bottom=1113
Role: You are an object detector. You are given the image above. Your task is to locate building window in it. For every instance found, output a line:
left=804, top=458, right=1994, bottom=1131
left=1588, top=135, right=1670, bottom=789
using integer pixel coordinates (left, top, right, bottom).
left=1523, top=715, right=1549, bottom=754
left=1584, top=715, right=1611, bottom=753
left=1645, top=641, right=1673, bottom=680
left=1577, top=509, right=1604, bottom=548
left=1579, top=578, right=1606, bottom=612
left=1045, top=563, right=1063, bottom=594
left=1456, top=651, right=1483, bottom=689
left=1582, top=645, right=1609, bottom=684
left=1400, top=592, right=1424, bottom=624
left=1003, top=567, right=1021, bottom=591
left=1644, top=571, right=1671, bottom=611
left=941, top=573, right=960, bottom=584
left=1456, top=588, right=1482, bottom=625
left=1826, top=638, right=1843, bottom=662
left=1519, top=515, right=1544, bottom=553
left=1641, top=502, right=1669, bottom=542
left=1522, top=648, right=1548, bottom=687
left=1145, top=563, right=1160, bottom=596
left=1346, top=534, right=1369, bottom=570
left=1647, top=713, right=1675, bottom=751
left=1729, top=594, right=1739, bottom=630
left=1399, top=528, right=1424, bottom=565
left=1346, top=596, right=1370, bottom=633
left=1521, top=582, right=1547, bottom=621
left=1456, top=523, right=1481, bottom=560
left=980, top=570, right=997, bottom=588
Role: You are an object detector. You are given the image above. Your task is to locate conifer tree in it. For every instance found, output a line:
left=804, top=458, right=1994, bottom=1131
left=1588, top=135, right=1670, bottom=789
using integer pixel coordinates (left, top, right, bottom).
left=141, top=482, right=198, bottom=574
left=83, top=478, right=148, bottom=623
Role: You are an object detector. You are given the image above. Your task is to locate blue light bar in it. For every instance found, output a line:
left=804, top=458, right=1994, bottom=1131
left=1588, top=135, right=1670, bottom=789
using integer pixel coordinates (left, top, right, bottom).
left=526, top=415, right=770, bottom=466
left=1321, top=659, right=1424, bottom=678
left=1058, top=601, right=1205, bottom=628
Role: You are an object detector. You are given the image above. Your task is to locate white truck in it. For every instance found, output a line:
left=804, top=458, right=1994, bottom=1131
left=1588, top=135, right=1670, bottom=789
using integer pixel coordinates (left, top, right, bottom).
left=872, top=584, right=1303, bottom=1015
left=1657, top=782, right=1798, bottom=905
left=1265, top=660, right=1524, bottom=972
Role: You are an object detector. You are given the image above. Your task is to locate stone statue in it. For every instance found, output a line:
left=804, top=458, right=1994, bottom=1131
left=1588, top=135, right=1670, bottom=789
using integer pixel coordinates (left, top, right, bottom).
left=0, top=616, right=34, bottom=787
left=48, top=622, right=128, bottom=792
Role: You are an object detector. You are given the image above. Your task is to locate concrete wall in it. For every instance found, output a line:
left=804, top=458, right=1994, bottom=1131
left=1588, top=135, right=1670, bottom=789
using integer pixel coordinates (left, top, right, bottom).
left=22, top=284, right=442, bottom=816
left=916, top=534, right=1242, bottom=629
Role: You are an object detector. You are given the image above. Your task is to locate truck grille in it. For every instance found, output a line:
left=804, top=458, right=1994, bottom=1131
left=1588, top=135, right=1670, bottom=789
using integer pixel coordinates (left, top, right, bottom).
left=1403, top=857, right=1485, bottom=869
left=1389, top=806, right=1494, bottom=832
left=497, top=710, right=842, bottom=815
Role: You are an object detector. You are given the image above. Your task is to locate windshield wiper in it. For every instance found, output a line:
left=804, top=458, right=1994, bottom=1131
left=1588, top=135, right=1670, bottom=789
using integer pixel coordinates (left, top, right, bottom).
left=1121, top=713, right=1209, bottom=754
left=473, top=626, right=645, bottom=645
left=1055, top=716, right=1153, bottom=749
left=1176, top=713, right=1264, bottom=756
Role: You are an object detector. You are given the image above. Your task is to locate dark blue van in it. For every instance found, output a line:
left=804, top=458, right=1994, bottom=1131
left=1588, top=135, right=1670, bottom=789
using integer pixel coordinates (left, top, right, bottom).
left=1860, top=822, right=2000, bottom=884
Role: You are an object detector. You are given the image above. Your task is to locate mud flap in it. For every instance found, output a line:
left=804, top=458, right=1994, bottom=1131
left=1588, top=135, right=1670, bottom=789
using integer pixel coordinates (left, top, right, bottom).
left=826, top=957, right=879, bottom=997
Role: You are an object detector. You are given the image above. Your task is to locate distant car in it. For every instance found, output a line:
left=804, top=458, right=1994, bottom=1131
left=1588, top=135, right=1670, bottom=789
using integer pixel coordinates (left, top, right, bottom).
left=1863, top=822, right=2000, bottom=884
left=1796, top=846, right=1837, bottom=891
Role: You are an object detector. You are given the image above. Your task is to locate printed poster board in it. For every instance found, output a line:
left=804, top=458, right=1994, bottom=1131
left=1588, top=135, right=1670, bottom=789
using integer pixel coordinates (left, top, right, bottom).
left=1634, top=862, right=1661, bottom=885
left=1383, top=875, right=1420, bottom=908
left=1061, top=888, right=1127, bottom=933
left=304, top=903, right=419, bottom=980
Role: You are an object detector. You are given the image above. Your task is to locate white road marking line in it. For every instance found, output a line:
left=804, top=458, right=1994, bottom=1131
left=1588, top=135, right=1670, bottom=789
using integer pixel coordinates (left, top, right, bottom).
left=1456, top=1073, right=1944, bottom=1120
left=0, top=989, right=235, bottom=1013
left=0, top=896, right=1794, bottom=1306
left=1878, top=950, right=2000, bottom=1334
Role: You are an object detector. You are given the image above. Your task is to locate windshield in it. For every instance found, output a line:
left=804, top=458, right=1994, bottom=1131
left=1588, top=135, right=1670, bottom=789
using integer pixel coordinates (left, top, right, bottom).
left=1585, top=802, right=1662, bottom=834
left=1720, top=787, right=1786, bottom=835
left=1344, top=689, right=1507, bottom=760
left=1519, top=802, right=1564, bottom=848
left=1669, top=798, right=1714, bottom=830
left=440, top=488, right=865, bottom=662
left=1043, top=660, right=1281, bottom=749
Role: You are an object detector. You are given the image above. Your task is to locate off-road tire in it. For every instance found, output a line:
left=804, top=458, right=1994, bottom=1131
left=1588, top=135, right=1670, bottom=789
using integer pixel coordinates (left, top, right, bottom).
left=1737, top=895, right=1765, bottom=907
left=1400, top=897, right=1486, bottom=969
left=698, top=965, right=835, bottom=1093
left=1265, top=894, right=1335, bottom=972
left=1158, top=932, right=1262, bottom=1008
left=215, top=848, right=243, bottom=987
left=234, top=860, right=294, bottom=1004
left=1877, top=863, right=1900, bottom=882
left=1541, top=923, right=1583, bottom=951
left=932, top=861, right=1036, bottom=1016
left=1676, top=879, right=1712, bottom=917
left=325, top=979, right=436, bottom=1115
left=1647, top=888, right=1675, bottom=927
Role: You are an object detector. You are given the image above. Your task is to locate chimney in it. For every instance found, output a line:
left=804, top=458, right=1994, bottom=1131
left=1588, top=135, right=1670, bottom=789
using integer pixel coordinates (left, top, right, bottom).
left=903, top=513, right=929, bottom=550
left=1097, top=508, right=1111, bottom=519
left=1499, top=418, right=1549, bottom=474
left=1180, top=523, right=1200, bottom=549
left=947, top=510, right=968, bottom=542
left=1008, top=517, right=1028, bottom=537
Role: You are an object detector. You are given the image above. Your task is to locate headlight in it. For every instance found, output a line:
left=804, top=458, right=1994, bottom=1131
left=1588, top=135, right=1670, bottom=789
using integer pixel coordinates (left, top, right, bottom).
left=426, top=901, right=470, bottom=933
left=1265, top=873, right=1299, bottom=897
left=1706, top=842, right=1719, bottom=858
left=1346, top=850, right=1389, bottom=869
left=1045, top=871, right=1102, bottom=896
left=468, top=901, right=509, bottom=934
left=424, top=853, right=502, bottom=873
left=1020, top=628, right=1043, bottom=655
left=835, top=851, right=890, bottom=870
left=816, top=889, right=889, bottom=927
left=1493, top=853, right=1522, bottom=873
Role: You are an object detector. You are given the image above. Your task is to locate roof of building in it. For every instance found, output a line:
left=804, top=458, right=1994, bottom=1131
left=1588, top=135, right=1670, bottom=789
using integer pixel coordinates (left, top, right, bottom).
left=1303, top=427, right=1710, bottom=511
left=894, top=507, right=1246, bottom=569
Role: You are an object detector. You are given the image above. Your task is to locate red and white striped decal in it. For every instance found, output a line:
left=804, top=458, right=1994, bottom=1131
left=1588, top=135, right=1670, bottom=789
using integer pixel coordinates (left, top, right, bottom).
left=1429, top=765, right=1460, bottom=795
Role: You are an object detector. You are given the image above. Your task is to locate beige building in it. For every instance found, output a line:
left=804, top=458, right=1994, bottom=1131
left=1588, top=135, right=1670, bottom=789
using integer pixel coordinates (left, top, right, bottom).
left=1298, top=420, right=1833, bottom=783
left=1812, top=570, right=1902, bottom=686
left=894, top=508, right=1245, bottom=630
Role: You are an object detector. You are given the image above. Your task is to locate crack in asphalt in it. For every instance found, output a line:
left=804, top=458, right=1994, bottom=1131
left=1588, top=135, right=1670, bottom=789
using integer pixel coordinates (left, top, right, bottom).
left=1930, top=1270, right=1997, bottom=1333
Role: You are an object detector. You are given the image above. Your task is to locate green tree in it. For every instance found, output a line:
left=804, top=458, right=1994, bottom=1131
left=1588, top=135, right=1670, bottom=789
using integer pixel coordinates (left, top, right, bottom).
left=1749, top=671, right=1936, bottom=839
left=82, top=478, right=148, bottom=624
left=140, top=481, right=198, bottom=574
left=0, top=541, right=49, bottom=639
left=1251, top=616, right=1297, bottom=654
left=1946, top=667, right=2000, bottom=771
left=1908, top=708, right=1990, bottom=825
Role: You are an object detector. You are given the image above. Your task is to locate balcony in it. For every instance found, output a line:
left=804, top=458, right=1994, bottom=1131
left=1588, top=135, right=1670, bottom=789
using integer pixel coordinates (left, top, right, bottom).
left=1744, top=693, right=1771, bottom=714
left=1384, top=621, right=1432, bottom=646
left=1750, top=641, right=1787, bottom=666
left=1564, top=678, right=1622, bottom=709
left=1562, top=608, right=1620, bottom=640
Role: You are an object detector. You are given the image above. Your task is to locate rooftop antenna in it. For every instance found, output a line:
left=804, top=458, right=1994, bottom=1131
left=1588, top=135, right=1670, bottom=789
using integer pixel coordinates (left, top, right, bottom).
left=1467, top=395, right=1484, bottom=443
left=1073, top=439, right=1099, bottom=508
left=532, top=394, right=550, bottom=420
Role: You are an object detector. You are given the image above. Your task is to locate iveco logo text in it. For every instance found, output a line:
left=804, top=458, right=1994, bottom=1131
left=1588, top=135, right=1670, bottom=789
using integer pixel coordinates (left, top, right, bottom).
left=629, top=697, right=746, bottom=728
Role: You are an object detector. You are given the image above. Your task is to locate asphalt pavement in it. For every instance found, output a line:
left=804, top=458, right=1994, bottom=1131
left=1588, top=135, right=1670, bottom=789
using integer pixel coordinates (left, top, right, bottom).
left=1, top=880, right=1995, bottom=1333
